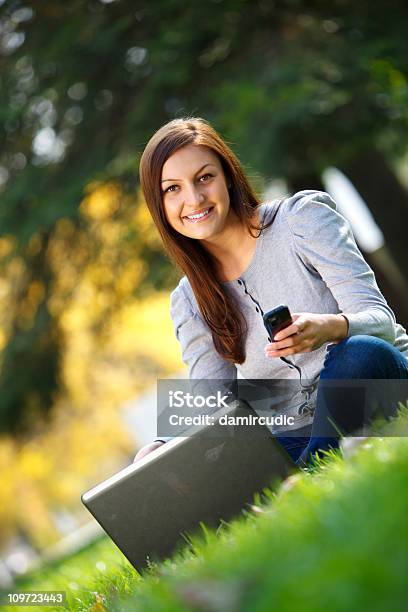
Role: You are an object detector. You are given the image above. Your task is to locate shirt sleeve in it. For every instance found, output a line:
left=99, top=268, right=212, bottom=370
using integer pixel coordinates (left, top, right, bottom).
left=285, top=190, right=397, bottom=344
left=170, top=282, right=237, bottom=379
left=154, top=281, right=237, bottom=444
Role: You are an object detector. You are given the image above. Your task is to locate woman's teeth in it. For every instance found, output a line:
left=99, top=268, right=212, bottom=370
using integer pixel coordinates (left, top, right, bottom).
left=185, top=207, right=212, bottom=221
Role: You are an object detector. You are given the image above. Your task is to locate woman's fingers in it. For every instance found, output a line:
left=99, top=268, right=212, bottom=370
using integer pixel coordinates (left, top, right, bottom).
left=264, top=314, right=329, bottom=357
left=266, top=344, right=311, bottom=358
left=274, top=323, right=299, bottom=341
left=274, top=316, right=306, bottom=341
left=133, top=441, right=164, bottom=462
left=266, top=340, right=294, bottom=352
left=265, top=333, right=312, bottom=357
left=266, top=333, right=303, bottom=351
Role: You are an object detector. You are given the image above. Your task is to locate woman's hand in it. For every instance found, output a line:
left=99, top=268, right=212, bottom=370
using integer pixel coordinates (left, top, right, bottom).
left=133, top=440, right=165, bottom=462
left=264, top=313, right=348, bottom=358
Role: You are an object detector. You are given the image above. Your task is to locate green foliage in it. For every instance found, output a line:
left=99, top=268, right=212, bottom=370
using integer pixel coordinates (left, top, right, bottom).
left=2, top=0, right=408, bottom=238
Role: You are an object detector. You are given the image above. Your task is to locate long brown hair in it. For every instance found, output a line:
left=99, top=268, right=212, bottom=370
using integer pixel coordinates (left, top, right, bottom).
left=139, top=117, right=275, bottom=364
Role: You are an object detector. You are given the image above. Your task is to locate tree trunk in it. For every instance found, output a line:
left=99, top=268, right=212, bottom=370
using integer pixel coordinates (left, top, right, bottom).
left=363, top=248, right=408, bottom=330
left=288, top=173, right=326, bottom=194
left=340, top=149, right=408, bottom=287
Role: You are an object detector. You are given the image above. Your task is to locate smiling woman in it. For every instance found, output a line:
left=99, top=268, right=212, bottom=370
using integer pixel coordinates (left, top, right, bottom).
left=135, top=116, right=408, bottom=466
left=161, top=145, right=231, bottom=240
left=139, top=117, right=270, bottom=366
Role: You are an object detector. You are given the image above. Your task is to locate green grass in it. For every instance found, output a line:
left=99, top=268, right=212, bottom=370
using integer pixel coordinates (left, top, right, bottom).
left=2, top=536, right=130, bottom=611
left=6, top=413, right=408, bottom=612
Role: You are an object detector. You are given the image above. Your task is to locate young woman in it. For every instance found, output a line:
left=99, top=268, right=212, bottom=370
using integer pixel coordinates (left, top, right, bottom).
left=134, top=116, right=408, bottom=465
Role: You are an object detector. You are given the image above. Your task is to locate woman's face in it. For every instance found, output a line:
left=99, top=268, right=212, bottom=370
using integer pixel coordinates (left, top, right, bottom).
left=161, top=144, right=232, bottom=242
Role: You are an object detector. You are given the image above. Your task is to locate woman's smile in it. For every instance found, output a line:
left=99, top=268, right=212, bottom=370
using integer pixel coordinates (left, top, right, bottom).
left=183, top=206, right=214, bottom=223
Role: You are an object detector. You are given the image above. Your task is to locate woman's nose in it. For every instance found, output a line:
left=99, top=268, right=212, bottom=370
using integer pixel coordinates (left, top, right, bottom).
left=184, top=184, right=204, bottom=208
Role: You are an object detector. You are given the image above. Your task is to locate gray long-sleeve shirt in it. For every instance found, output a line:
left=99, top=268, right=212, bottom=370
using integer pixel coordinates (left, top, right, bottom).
left=157, top=190, right=408, bottom=440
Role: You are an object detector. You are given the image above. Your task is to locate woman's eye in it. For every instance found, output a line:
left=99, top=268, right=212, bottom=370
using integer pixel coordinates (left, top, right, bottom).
left=199, top=173, right=212, bottom=182
left=164, top=184, right=178, bottom=194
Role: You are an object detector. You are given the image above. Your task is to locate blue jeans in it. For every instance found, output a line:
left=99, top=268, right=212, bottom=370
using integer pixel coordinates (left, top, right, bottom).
left=277, top=335, right=408, bottom=466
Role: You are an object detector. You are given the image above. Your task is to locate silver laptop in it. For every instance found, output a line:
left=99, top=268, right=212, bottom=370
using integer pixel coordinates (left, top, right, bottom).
left=81, top=400, right=297, bottom=571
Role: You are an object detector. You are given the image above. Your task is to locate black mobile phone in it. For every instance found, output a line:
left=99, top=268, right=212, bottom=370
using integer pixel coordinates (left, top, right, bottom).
left=263, top=305, right=293, bottom=342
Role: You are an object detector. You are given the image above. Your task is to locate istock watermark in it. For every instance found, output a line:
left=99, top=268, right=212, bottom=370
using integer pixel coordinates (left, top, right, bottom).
left=156, top=378, right=408, bottom=439
left=168, top=390, right=230, bottom=409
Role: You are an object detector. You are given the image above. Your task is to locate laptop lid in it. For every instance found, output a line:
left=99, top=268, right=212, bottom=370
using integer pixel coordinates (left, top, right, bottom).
left=82, top=400, right=297, bottom=571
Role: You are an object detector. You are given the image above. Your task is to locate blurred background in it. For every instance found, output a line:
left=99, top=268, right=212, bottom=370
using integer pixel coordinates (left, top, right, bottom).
left=0, top=0, right=408, bottom=586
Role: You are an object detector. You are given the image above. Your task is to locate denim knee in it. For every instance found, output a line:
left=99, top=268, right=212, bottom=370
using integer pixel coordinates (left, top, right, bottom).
left=321, top=334, right=408, bottom=379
